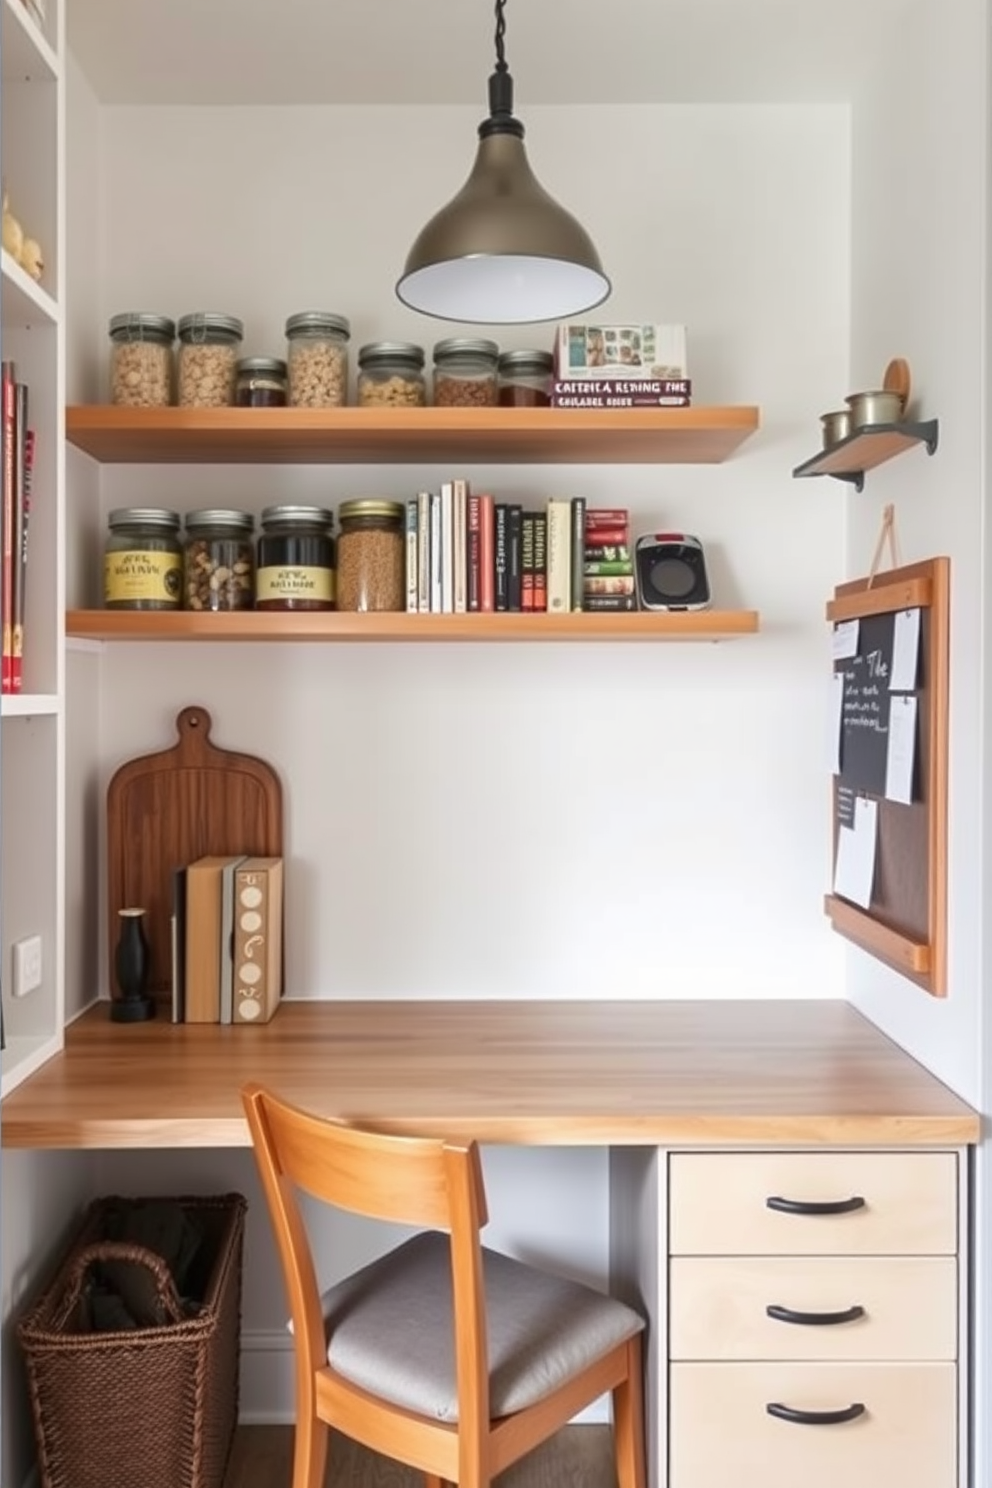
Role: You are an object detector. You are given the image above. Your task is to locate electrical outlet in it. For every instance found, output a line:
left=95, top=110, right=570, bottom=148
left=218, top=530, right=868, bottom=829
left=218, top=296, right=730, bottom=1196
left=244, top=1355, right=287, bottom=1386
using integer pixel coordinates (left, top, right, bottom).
left=13, top=935, right=42, bottom=998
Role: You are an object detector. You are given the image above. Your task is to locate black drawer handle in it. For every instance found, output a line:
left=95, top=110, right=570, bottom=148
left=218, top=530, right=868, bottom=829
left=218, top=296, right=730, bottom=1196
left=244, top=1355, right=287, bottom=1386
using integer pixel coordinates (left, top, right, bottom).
left=766, top=1194, right=866, bottom=1216
left=766, top=1303, right=866, bottom=1327
left=766, top=1401, right=866, bottom=1426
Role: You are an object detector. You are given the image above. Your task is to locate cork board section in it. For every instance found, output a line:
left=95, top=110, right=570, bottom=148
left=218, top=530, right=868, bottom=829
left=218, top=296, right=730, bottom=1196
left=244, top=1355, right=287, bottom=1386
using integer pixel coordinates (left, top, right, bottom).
left=106, top=706, right=283, bottom=1003
left=825, top=557, right=949, bottom=996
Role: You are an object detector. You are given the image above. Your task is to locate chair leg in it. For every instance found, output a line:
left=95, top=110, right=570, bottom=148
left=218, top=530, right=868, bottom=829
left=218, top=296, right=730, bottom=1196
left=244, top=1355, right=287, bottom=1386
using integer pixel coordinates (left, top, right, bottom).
left=292, top=1409, right=329, bottom=1488
left=612, top=1335, right=646, bottom=1488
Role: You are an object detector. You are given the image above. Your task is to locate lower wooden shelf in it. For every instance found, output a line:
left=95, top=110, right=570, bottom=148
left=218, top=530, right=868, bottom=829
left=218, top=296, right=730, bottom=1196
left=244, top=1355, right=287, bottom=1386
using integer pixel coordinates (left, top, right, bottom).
left=66, top=609, right=760, bottom=643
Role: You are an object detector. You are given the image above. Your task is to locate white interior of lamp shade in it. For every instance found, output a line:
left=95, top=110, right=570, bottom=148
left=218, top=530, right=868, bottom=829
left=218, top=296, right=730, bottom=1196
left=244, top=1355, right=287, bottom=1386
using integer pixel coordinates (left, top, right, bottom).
left=396, top=255, right=611, bottom=325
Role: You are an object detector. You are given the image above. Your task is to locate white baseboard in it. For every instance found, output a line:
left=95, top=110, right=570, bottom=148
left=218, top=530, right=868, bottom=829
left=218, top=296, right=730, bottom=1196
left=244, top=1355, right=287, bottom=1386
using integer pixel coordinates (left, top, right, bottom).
left=237, top=1330, right=608, bottom=1426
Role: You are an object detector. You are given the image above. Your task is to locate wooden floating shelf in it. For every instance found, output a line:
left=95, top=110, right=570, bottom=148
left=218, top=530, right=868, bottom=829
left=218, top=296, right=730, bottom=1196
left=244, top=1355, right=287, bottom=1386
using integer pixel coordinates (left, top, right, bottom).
left=66, top=610, right=761, bottom=644
left=65, top=404, right=761, bottom=465
left=793, top=419, right=939, bottom=492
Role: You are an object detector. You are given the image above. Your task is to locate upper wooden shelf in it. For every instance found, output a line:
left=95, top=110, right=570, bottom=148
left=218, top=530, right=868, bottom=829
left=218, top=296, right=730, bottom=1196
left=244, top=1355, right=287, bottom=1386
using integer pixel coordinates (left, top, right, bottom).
left=66, top=609, right=760, bottom=644
left=65, top=404, right=761, bottom=465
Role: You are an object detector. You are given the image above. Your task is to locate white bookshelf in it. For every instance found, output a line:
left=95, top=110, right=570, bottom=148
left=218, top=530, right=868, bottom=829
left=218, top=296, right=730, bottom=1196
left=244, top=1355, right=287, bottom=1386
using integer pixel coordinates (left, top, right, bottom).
left=0, top=0, right=65, bottom=1096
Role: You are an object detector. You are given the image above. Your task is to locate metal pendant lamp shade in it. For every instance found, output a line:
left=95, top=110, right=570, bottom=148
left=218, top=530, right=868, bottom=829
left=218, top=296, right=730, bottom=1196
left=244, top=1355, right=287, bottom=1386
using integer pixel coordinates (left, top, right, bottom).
left=396, top=1, right=610, bottom=325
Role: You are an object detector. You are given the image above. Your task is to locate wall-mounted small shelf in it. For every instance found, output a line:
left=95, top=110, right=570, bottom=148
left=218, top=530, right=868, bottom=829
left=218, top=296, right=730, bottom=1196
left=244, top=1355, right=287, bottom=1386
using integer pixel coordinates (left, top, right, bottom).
left=792, top=419, right=939, bottom=493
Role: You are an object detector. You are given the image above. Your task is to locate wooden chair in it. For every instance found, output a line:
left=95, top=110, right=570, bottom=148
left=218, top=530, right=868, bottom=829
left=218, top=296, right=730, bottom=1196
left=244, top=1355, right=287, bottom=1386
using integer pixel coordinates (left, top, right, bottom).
left=241, top=1083, right=646, bottom=1488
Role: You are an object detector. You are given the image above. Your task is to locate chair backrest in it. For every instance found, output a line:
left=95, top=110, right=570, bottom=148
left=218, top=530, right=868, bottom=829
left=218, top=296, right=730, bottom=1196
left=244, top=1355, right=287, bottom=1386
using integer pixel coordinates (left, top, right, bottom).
left=241, top=1083, right=491, bottom=1433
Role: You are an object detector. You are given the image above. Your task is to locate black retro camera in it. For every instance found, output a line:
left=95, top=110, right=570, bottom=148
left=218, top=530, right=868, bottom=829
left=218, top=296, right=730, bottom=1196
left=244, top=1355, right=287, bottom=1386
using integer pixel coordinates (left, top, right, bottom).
left=634, top=532, right=711, bottom=611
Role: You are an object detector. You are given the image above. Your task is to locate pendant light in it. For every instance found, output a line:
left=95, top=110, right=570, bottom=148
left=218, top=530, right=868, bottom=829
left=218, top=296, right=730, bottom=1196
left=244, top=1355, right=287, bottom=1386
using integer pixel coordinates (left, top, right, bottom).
left=396, top=0, right=610, bottom=325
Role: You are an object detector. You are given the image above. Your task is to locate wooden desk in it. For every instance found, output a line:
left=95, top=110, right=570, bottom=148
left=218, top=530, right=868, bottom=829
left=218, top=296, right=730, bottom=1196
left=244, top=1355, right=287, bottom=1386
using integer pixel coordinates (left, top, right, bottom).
left=0, top=999, right=978, bottom=1149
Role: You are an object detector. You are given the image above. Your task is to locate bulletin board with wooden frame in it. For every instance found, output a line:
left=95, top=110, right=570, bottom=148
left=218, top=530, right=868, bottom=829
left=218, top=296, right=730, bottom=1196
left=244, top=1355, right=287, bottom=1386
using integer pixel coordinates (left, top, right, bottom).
left=825, top=554, right=949, bottom=997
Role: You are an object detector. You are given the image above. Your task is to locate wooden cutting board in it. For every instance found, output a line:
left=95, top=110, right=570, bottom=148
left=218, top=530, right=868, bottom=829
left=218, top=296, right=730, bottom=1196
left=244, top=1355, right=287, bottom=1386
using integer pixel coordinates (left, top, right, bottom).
left=106, top=705, right=283, bottom=1003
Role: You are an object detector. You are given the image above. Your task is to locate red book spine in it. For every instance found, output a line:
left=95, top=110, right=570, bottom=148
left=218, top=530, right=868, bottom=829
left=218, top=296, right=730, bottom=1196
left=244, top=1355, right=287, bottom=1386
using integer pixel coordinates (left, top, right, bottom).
left=585, top=508, right=630, bottom=526
left=582, top=527, right=628, bottom=546
left=467, top=494, right=482, bottom=612
left=1, top=363, right=16, bottom=694
left=478, top=494, right=495, bottom=612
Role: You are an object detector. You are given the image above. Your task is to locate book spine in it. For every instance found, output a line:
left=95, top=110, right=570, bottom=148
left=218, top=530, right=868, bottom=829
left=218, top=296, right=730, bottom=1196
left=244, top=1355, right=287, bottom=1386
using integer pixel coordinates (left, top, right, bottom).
left=584, top=574, right=636, bottom=596
left=429, top=492, right=442, bottom=612
left=479, top=495, right=495, bottom=612
left=506, top=504, right=522, bottom=612
left=584, top=544, right=631, bottom=562
left=583, top=592, right=639, bottom=612
left=581, top=527, right=628, bottom=546
left=467, top=493, right=482, bottom=612
left=405, top=498, right=419, bottom=613
left=584, top=559, right=635, bottom=576
left=1, top=363, right=16, bottom=695
left=440, top=480, right=454, bottom=613
left=546, top=499, right=572, bottom=614
left=12, top=381, right=27, bottom=691
left=417, top=491, right=431, bottom=612
left=453, top=478, right=468, bottom=614
left=494, top=503, right=509, bottom=612
left=585, top=508, right=630, bottom=526
left=570, top=497, right=586, bottom=611
left=520, top=511, right=536, bottom=612
left=533, top=513, right=547, bottom=612
left=233, top=859, right=284, bottom=1024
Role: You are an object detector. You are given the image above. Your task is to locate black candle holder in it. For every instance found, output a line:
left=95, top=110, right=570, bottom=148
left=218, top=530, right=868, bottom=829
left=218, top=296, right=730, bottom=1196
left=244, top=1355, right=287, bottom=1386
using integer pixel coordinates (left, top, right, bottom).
left=111, top=906, right=155, bottom=1022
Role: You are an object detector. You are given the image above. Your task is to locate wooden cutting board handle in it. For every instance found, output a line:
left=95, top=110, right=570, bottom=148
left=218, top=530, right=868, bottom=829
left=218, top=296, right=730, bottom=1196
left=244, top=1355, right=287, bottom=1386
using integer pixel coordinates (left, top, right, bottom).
left=106, top=706, right=283, bottom=1005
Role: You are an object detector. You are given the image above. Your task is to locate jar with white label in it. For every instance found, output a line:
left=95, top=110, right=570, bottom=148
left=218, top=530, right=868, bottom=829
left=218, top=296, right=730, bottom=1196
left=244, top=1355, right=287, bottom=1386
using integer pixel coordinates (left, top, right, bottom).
left=256, top=505, right=336, bottom=610
left=104, top=508, right=183, bottom=610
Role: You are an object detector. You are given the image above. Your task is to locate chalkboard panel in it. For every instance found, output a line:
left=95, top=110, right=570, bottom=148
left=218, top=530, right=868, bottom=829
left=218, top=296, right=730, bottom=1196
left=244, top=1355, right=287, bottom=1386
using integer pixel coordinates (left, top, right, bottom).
left=824, top=558, right=948, bottom=997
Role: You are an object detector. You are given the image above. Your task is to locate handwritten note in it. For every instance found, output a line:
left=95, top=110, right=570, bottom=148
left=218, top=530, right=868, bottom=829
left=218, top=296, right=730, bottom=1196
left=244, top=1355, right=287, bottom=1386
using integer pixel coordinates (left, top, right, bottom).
left=832, top=619, right=860, bottom=660
left=889, top=608, right=921, bottom=692
left=885, top=694, right=918, bottom=804
left=829, top=673, right=844, bottom=775
left=838, top=612, right=895, bottom=798
left=833, top=796, right=878, bottom=909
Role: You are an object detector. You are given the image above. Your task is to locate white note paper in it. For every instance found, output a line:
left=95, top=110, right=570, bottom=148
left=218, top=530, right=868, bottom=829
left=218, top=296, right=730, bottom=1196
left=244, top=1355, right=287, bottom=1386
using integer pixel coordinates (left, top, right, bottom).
left=832, top=619, right=860, bottom=660
left=833, top=796, right=878, bottom=909
left=829, top=672, right=844, bottom=775
left=890, top=608, right=921, bottom=691
left=885, top=694, right=918, bottom=804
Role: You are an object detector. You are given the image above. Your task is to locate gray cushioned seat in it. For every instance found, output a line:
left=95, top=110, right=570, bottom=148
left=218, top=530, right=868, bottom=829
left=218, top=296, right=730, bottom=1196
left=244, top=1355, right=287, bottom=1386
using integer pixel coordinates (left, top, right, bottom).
left=313, top=1230, right=645, bottom=1423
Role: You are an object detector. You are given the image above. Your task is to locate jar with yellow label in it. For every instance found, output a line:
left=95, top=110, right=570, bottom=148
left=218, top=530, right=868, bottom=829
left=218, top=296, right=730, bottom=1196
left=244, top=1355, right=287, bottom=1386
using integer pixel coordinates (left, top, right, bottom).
left=104, top=508, right=183, bottom=610
left=256, top=505, right=336, bottom=610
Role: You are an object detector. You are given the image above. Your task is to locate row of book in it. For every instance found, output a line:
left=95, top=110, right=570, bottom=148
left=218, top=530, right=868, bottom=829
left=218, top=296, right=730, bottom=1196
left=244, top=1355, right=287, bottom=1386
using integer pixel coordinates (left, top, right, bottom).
left=1, top=362, right=36, bottom=693
left=404, top=487, right=639, bottom=614
left=171, top=854, right=283, bottom=1025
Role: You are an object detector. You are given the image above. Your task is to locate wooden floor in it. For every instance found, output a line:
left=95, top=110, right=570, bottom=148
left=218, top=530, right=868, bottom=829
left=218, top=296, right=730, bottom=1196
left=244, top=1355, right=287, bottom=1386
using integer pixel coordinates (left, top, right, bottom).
left=224, top=1425, right=615, bottom=1488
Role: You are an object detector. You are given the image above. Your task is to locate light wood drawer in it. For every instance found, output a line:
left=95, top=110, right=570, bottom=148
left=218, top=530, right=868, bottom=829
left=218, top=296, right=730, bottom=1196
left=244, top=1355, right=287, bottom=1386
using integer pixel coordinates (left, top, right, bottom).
left=669, top=1152, right=957, bottom=1254
left=670, top=1256, right=957, bottom=1360
left=670, top=1362, right=956, bottom=1488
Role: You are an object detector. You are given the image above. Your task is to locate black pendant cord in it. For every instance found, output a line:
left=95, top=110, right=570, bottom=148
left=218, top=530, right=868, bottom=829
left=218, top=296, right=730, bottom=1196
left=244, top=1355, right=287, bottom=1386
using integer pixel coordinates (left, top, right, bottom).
left=483, top=0, right=523, bottom=137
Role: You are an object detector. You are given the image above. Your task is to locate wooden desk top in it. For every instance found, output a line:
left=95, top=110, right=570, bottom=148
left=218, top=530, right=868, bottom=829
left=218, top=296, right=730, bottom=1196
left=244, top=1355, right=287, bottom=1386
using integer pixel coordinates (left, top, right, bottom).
left=0, top=1000, right=979, bottom=1150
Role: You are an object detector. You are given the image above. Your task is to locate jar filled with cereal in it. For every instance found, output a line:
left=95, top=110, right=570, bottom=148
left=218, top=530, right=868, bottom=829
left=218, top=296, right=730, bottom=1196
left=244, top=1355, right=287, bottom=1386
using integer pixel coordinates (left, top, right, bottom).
left=432, top=337, right=499, bottom=407
left=104, top=508, right=183, bottom=610
left=177, top=313, right=244, bottom=407
left=336, top=499, right=406, bottom=612
left=357, top=342, right=426, bottom=408
left=108, top=313, right=175, bottom=407
left=256, top=505, right=336, bottom=611
left=184, top=509, right=255, bottom=611
left=286, top=312, right=350, bottom=407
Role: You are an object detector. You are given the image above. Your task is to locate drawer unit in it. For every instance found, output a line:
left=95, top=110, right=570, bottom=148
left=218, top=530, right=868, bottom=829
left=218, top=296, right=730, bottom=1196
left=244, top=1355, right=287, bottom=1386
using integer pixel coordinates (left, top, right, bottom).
left=668, top=1151, right=960, bottom=1488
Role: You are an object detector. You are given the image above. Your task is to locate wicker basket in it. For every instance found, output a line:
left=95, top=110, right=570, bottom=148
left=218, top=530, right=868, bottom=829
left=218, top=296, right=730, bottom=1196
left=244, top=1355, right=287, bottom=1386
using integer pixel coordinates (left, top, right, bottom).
left=17, top=1193, right=247, bottom=1488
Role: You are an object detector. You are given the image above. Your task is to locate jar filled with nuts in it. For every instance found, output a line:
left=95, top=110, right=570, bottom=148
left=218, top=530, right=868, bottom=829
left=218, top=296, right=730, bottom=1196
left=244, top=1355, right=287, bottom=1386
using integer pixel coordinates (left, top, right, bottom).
left=497, top=349, right=554, bottom=407
left=357, top=342, right=426, bottom=408
left=177, top=313, right=244, bottom=407
left=108, top=313, right=176, bottom=407
left=256, top=505, right=336, bottom=611
left=236, top=357, right=288, bottom=408
left=336, top=499, right=406, bottom=612
left=104, top=508, right=183, bottom=610
left=285, top=312, right=350, bottom=407
left=432, top=337, right=499, bottom=407
left=184, top=510, right=255, bottom=611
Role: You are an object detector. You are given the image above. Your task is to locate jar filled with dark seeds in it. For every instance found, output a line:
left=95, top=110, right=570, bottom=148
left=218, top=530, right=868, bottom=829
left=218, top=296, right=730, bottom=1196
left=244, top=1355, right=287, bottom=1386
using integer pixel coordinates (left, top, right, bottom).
left=104, top=508, right=183, bottom=610
left=184, top=509, right=255, bottom=611
left=336, top=499, right=406, bottom=612
left=256, top=505, right=336, bottom=610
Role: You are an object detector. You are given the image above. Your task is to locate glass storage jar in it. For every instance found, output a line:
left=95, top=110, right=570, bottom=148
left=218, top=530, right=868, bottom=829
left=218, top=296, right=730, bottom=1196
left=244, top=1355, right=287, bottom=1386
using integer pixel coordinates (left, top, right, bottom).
left=432, top=337, right=499, bottom=407
left=286, top=312, right=350, bottom=407
left=497, top=349, right=554, bottom=407
left=108, top=313, right=175, bottom=407
left=256, top=505, right=336, bottom=610
left=357, top=342, right=426, bottom=407
left=336, top=499, right=406, bottom=612
left=177, top=313, right=244, bottom=407
left=104, top=508, right=183, bottom=610
left=184, top=509, right=256, bottom=611
left=235, top=357, right=288, bottom=408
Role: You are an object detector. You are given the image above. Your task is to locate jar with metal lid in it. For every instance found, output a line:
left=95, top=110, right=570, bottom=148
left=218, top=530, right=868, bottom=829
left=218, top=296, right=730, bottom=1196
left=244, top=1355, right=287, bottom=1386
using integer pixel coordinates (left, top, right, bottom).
left=256, top=505, right=336, bottom=611
left=104, top=508, right=182, bottom=610
left=357, top=342, right=426, bottom=408
left=497, top=349, right=554, bottom=408
left=184, top=509, right=256, bottom=611
left=236, top=357, right=288, bottom=408
left=336, top=499, right=406, bottom=612
left=177, top=313, right=244, bottom=407
left=286, top=312, right=350, bottom=407
left=108, top=313, right=175, bottom=407
left=432, top=337, right=499, bottom=407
